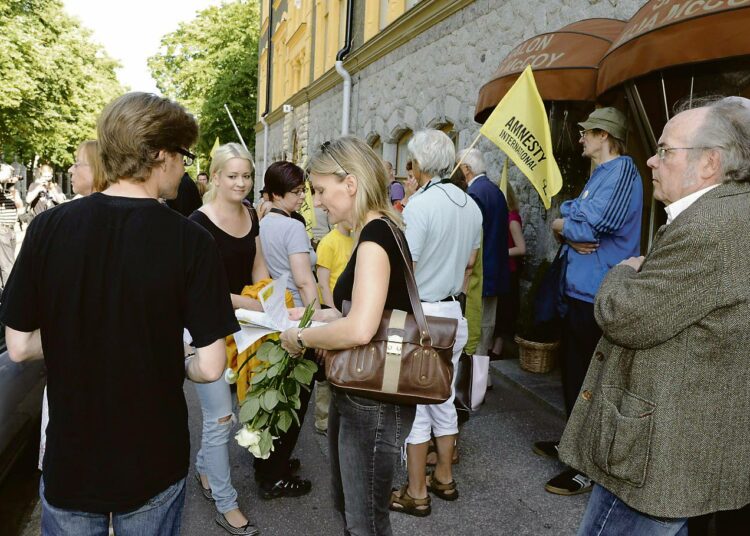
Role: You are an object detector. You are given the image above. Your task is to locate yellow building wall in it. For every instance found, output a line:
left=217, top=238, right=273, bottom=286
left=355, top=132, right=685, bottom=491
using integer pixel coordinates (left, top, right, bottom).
left=364, top=0, right=408, bottom=42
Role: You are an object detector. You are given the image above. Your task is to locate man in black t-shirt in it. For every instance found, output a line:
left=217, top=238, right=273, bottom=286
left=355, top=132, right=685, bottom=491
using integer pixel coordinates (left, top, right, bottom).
left=0, top=93, right=239, bottom=535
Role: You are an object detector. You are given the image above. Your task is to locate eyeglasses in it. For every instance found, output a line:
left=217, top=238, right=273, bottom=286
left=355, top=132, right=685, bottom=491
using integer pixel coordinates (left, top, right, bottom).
left=290, top=187, right=306, bottom=197
left=578, top=130, right=589, bottom=138
left=72, top=161, right=89, bottom=168
left=655, top=146, right=721, bottom=160
left=321, top=141, right=349, bottom=175
left=174, top=147, right=196, bottom=167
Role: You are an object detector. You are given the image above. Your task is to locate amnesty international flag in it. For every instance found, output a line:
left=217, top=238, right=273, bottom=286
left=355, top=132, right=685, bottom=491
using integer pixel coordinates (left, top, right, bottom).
left=499, top=158, right=509, bottom=197
left=210, top=137, right=221, bottom=158
left=479, top=66, right=562, bottom=209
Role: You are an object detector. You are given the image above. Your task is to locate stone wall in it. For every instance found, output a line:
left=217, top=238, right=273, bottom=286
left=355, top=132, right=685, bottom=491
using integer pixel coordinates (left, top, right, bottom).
left=256, top=0, right=643, bottom=272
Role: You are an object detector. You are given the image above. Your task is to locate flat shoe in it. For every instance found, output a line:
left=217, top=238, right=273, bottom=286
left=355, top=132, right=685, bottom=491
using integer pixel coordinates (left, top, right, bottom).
left=389, top=484, right=431, bottom=517
left=195, top=472, right=213, bottom=501
left=427, top=473, right=459, bottom=501
left=214, top=513, right=259, bottom=536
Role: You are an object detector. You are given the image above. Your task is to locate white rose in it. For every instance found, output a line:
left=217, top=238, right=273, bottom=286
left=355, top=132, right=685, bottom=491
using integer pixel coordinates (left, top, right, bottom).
left=248, top=442, right=270, bottom=459
left=235, top=426, right=261, bottom=448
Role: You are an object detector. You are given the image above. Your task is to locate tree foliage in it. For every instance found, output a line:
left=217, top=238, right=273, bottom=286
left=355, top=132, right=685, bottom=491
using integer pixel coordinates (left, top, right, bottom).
left=0, top=0, right=124, bottom=168
left=148, top=0, right=260, bottom=163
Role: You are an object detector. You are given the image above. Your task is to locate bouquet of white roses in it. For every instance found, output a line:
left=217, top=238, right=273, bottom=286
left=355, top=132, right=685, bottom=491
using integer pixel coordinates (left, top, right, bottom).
left=234, top=302, right=318, bottom=459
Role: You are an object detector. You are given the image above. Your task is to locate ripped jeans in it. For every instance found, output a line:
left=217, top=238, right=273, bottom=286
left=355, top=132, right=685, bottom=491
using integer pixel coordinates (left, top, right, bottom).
left=194, top=377, right=239, bottom=514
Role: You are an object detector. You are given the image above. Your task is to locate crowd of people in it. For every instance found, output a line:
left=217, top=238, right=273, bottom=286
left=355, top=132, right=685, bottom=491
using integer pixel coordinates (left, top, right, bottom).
left=1, top=89, right=748, bottom=536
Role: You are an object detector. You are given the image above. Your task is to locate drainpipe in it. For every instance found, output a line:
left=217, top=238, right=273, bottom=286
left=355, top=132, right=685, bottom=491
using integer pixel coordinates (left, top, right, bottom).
left=334, top=0, right=353, bottom=136
left=259, top=0, right=273, bottom=193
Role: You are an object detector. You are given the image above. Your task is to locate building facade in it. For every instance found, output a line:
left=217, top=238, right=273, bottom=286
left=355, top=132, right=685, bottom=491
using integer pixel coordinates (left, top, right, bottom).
left=254, top=0, right=643, bottom=263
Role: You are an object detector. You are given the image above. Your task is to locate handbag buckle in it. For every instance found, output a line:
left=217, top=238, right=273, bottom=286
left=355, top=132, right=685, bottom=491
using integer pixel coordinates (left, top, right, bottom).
left=387, top=335, right=403, bottom=356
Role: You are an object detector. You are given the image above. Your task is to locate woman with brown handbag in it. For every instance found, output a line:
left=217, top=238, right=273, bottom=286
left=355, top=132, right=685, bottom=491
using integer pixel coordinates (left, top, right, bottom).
left=279, top=136, right=416, bottom=536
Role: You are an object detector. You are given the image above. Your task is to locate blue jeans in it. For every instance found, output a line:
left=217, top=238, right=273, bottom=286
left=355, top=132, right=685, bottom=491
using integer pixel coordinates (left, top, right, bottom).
left=194, top=377, right=239, bottom=513
left=578, top=485, right=688, bottom=536
left=329, top=387, right=416, bottom=536
left=40, top=477, right=185, bottom=536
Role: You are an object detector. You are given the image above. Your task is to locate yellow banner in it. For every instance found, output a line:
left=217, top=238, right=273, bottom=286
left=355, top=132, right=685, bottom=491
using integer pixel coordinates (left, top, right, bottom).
left=299, top=181, right=316, bottom=238
left=479, top=66, right=562, bottom=209
left=210, top=136, right=221, bottom=158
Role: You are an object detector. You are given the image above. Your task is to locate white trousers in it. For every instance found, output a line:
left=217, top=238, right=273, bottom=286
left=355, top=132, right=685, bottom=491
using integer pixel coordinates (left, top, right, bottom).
left=405, top=300, right=469, bottom=444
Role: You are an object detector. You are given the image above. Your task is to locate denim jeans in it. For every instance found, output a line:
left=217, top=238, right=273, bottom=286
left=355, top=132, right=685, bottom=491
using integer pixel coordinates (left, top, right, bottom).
left=329, top=387, right=416, bottom=536
left=578, top=485, right=688, bottom=536
left=40, top=477, right=185, bottom=536
left=194, top=376, right=239, bottom=514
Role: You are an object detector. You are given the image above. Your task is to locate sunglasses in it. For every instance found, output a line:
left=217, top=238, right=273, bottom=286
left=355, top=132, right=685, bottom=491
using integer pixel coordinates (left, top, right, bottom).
left=321, top=141, right=349, bottom=175
left=174, top=147, right=196, bottom=167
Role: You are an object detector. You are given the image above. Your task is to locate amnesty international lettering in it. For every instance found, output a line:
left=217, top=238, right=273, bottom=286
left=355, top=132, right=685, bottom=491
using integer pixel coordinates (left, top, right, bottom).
left=479, top=66, right=562, bottom=209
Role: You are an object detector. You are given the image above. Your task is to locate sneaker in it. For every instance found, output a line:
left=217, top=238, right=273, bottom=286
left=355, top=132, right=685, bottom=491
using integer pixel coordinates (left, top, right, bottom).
left=544, top=468, right=593, bottom=496
left=532, top=440, right=560, bottom=460
left=260, top=475, right=312, bottom=500
left=253, top=458, right=300, bottom=482
left=214, top=513, right=260, bottom=536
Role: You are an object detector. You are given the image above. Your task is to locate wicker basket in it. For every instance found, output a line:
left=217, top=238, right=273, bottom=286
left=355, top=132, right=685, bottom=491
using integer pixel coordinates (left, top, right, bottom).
left=514, top=335, right=560, bottom=374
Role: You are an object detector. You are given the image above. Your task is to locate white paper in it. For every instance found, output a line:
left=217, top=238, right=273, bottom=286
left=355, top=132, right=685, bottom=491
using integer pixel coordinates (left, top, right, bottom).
left=232, top=277, right=325, bottom=354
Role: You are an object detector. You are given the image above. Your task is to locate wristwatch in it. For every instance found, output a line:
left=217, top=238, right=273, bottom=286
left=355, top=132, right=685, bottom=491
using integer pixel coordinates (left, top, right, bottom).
left=296, top=328, right=307, bottom=351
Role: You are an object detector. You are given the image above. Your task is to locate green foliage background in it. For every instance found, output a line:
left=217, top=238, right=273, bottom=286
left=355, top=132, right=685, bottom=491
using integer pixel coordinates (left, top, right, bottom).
left=148, top=0, right=260, bottom=166
left=0, top=0, right=124, bottom=169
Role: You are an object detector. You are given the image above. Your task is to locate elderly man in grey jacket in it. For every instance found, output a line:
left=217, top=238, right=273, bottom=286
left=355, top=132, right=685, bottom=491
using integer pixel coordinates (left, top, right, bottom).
left=559, top=96, right=750, bottom=535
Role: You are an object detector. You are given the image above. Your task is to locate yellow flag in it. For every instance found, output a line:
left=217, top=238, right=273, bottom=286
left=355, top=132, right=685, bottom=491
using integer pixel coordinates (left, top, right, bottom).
left=210, top=137, right=221, bottom=158
left=299, top=181, right=316, bottom=238
left=499, top=158, right=509, bottom=197
left=479, top=66, right=562, bottom=209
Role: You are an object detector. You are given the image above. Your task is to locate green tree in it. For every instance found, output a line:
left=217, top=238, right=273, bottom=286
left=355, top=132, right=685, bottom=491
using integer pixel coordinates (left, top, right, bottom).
left=0, top=0, right=123, bottom=169
left=148, top=0, right=259, bottom=164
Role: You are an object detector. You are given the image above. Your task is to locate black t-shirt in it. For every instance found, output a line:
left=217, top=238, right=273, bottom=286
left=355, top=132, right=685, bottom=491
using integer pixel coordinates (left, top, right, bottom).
left=0, top=193, right=238, bottom=512
left=166, top=173, right=202, bottom=217
left=188, top=208, right=259, bottom=294
left=333, top=218, right=413, bottom=314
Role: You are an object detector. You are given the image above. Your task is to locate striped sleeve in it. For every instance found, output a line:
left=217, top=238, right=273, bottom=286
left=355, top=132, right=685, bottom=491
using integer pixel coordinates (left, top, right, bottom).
left=593, top=158, right=638, bottom=235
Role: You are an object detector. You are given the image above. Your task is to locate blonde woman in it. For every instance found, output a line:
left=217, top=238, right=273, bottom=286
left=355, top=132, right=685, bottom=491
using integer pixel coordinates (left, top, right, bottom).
left=188, top=143, right=267, bottom=535
left=69, top=140, right=105, bottom=198
left=279, top=137, right=416, bottom=536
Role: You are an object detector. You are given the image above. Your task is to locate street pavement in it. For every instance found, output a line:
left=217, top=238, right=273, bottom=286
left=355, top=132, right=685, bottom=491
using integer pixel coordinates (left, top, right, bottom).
left=182, top=365, right=588, bottom=536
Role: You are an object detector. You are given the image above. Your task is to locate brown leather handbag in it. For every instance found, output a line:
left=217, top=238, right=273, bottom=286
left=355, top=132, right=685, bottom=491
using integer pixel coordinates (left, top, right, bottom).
left=325, top=218, right=458, bottom=405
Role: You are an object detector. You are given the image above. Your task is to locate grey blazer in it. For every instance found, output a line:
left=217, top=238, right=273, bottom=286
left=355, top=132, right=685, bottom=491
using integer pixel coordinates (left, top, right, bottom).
left=559, top=180, right=750, bottom=518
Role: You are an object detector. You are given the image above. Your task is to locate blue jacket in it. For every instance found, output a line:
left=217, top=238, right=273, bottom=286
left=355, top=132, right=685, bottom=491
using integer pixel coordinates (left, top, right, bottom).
left=468, top=175, right=510, bottom=296
left=561, top=156, right=643, bottom=303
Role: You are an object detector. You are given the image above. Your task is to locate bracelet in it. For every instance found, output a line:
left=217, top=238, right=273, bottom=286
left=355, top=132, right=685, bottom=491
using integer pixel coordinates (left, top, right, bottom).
left=296, top=328, right=307, bottom=351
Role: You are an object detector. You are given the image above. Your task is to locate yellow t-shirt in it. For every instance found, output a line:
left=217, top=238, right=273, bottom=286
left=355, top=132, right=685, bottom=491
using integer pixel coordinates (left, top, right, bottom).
left=316, top=228, right=354, bottom=291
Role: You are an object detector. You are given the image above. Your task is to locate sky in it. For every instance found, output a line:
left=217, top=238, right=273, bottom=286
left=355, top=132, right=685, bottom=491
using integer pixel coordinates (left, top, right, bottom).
left=62, top=0, right=225, bottom=94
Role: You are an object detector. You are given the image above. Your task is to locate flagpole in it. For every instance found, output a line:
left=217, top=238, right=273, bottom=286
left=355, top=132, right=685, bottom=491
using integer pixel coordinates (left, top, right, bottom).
left=450, top=132, right=482, bottom=177
left=224, top=104, right=248, bottom=151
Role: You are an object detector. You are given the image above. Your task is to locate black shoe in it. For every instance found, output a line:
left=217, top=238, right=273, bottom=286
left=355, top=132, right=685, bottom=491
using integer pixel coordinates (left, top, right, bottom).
left=532, top=440, right=560, bottom=460
left=260, top=475, right=312, bottom=500
left=214, top=513, right=259, bottom=536
left=254, top=459, right=301, bottom=482
left=544, top=468, right=592, bottom=496
left=195, top=472, right=213, bottom=501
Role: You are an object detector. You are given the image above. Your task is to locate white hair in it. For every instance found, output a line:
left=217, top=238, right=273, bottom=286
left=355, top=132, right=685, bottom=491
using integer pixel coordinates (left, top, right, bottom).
left=407, top=130, right=455, bottom=178
left=456, top=148, right=486, bottom=175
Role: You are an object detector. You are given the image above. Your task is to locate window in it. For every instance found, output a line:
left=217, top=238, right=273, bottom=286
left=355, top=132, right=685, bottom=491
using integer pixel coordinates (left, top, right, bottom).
left=379, top=0, right=389, bottom=30
left=406, top=0, right=420, bottom=8
left=395, top=130, right=412, bottom=179
left=370, top=136, right=383, bottom=158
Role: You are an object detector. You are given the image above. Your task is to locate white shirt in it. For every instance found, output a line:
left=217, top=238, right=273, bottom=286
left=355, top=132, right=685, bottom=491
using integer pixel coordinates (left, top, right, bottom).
left=403, top=177, right=482, bottom=302
left=665, top=185, right=719, bottom=225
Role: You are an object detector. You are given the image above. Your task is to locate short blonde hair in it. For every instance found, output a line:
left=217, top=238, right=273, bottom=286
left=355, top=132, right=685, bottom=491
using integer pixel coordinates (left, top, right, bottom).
left=205, top=143, right=255, bottom=202
left=306, top=136, right=402, bottom=231
left=97, top=92, right=198, bottom=186
left=77, top=140, right=106, bottom=193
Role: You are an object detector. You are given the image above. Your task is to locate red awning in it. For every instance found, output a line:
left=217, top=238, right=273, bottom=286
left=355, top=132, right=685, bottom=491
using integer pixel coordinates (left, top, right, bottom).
left=474, top=18, right=625, bottom=124
left=597, top=1, right=750, bottom=95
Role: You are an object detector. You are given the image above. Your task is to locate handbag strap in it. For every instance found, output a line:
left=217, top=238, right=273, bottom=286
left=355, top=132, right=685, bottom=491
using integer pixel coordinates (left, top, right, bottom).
left=380, top=217, right=433, bottom=347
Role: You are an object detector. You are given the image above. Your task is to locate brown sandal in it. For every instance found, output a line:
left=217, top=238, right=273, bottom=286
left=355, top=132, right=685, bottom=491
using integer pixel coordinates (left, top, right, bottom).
left=427, top=474, right=459, bottom=501
left=389, top=484, right=431, bottom=517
